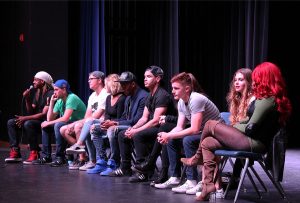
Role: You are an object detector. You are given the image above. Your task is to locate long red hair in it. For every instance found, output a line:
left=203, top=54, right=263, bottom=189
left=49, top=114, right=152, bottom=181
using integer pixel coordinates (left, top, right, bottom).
left=252, top=62, right=292, bottom=126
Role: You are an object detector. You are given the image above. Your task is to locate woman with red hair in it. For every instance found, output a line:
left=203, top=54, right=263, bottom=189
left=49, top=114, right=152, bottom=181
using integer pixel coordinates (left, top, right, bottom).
left=181, top=62, right=292, bottom=201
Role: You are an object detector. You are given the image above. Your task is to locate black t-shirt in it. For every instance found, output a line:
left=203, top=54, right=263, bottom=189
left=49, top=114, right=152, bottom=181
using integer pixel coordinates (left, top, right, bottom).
left=104, top=93, right=126, bottom=120
left=145, top=87, right=176, bottom=120
left=32, top=89, right=54, bottom=115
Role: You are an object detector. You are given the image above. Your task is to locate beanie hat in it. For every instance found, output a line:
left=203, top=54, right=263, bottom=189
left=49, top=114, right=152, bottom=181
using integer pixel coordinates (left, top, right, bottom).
left=35, top=71, right=53, bottom=85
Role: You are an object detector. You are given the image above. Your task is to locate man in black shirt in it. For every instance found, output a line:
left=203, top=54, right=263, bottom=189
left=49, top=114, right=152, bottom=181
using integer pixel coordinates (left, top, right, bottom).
left=111, top=66, right=176, bottom=183
left=5, top=71, right=54, bottom=164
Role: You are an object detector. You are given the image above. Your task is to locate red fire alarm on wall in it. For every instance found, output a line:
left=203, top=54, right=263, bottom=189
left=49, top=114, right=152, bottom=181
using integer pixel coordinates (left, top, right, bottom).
left=19, top=33, right=24, bottom=42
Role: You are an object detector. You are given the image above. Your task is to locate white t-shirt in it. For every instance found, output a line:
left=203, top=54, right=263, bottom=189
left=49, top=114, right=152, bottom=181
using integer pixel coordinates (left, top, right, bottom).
left=87, top=88, right=110, bottom=121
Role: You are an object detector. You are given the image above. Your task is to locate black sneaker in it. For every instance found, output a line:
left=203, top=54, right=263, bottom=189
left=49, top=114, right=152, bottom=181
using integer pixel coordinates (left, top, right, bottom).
left=32, top=157, right=52, bottom=165
left=129, top=171, right=148, bottom=183
left=50, top=157, right=66, bottom=167
left=150, top=168, right=168, bottom=186
left=132, top=160, right=153, bottom=173
left=108, top=167, right=132, bottom=177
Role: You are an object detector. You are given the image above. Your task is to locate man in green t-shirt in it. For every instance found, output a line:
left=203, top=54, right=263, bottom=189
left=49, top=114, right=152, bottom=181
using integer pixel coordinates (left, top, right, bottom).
left=33, top=79, right=86, bottom=167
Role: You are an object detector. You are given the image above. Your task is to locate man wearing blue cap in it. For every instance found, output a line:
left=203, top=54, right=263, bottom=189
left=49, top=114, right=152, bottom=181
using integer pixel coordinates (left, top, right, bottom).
left=33, top=79, right=86, bottom=166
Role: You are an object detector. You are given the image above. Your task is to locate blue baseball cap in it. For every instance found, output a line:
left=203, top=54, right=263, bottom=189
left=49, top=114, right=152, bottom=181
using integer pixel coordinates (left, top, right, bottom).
left=54, top=79, right=71, bottom=93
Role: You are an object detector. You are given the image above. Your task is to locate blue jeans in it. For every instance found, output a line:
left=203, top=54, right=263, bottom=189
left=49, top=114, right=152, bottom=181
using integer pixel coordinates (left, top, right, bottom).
left=91, top=122, right=107, bottom=161
left=41, top=121, right=69, bottom=158
left=107, top=125, right=130, bottom=164
left=7, top=118, right=42, bottom=150
left=167, top=134, right=201, bottom=180
left=78, top=119, right=100, bottom=161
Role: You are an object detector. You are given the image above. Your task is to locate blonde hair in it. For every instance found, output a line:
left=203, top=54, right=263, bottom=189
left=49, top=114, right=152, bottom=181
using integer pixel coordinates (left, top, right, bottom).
left=226, top=68, right=253, bottom=125
left=106, top=74, right=123, bottom=95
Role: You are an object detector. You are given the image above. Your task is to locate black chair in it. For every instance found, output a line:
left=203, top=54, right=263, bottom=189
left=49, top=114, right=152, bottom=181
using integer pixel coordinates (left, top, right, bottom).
left=214, top=128, right=288, bottom=203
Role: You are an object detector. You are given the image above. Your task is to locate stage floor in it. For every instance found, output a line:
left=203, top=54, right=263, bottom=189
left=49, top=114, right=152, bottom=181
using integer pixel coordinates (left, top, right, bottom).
left=0, top=148, right=299, bottom=203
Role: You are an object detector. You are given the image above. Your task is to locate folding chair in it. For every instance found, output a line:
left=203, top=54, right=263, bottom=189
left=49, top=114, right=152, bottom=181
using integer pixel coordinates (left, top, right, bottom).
left=214, top=128, right=288, bottom=203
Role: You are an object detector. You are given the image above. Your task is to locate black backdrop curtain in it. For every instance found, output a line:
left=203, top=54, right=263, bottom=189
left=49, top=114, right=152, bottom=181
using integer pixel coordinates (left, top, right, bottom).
left=104, top=1, right=179, bottom=90
left=101, top=1, right=268, bottom=110
left=142, top=2, right=180, bottom=91
left=79, top=1, right=300, bottom=144
left=78, top=0, right=106, bottom=103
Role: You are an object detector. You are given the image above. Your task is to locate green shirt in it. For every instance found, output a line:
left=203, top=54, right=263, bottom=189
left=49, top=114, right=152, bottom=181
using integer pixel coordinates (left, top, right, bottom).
left=234, top=97, right=276, bottom=133
left=234, top=97, right=279, bottom=147
left=53, top=93, right=86, bottom=121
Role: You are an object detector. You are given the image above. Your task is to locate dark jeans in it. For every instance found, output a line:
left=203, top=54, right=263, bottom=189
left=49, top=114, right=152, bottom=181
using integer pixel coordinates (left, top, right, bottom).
left=167, top=134, right=200, bottom=180
left=133, top=127, right=159, bottom=164
left=7, top=118, right=42, bottom=150
left=118, top=126, right=159, bottom=169
left=152, top=122, right=177, bottom=169
left=41, top=121, right=69, bottom=158
left=118, top=129, right=132, bottom=169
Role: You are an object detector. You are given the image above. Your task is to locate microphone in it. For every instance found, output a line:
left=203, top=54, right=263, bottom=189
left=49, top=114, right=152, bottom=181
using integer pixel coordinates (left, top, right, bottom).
left=22, top=85, right=33, bottom=98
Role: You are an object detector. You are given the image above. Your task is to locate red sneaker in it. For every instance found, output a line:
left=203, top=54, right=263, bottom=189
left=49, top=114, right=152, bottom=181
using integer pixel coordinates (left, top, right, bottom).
left=5, top=148, right=22, bottom=163
left=23, top=150, right=39, bottom=164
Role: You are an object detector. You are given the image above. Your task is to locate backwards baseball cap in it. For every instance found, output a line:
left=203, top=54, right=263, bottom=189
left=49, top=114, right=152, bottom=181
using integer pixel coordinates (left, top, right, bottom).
left=34, top=71, right=53, bottom=85
left=54, top=79, right=71, bottom=93
left=146, top=65, right=164, bottom=78
left=116, top=71, right=136, bottom=83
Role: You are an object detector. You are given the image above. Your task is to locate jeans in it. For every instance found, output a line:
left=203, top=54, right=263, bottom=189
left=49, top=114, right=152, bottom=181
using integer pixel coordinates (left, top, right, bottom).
left=167, top=138, right=182, bottom=177
left=132, top=127, right=159, bottom=164
left=7, top=118, right=42, bottom=150
left=107, top=125, right=130, bottom=164
left=91, top=122, right=107, bottom=161
left=156, top=122, right=176, bottom=169
left=167, top=134, right=200, bottom=180
left=118, top=128, right=132, bottom=169
left=41, top=121, right=69, bottom=158
left=182, top=134, right=201, bottom=180
left=78, top=119, right=99, bottom=161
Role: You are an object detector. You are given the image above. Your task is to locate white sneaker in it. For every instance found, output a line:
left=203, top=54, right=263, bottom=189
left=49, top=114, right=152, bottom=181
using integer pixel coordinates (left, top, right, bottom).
left=154, top=177, right=181, bottom=189
left=186, top=181, right=202, bottom=195
left=66, top=143, right=85, bottom=154
left=196, top=188, right=224, bottom=199
left=172, top=180, right=197, bottom=193
left=79, top=161, right=96, bottom=171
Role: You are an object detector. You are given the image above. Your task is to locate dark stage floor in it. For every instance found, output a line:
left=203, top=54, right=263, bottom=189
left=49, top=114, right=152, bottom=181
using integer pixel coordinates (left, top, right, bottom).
left=0, top=148, right=299, bottom=203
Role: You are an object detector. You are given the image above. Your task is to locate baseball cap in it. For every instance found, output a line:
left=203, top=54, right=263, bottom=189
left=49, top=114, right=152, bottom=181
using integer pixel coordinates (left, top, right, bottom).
left=54, top=79, right=71, bottom=93
left=116, top=71, right=136, bottom=82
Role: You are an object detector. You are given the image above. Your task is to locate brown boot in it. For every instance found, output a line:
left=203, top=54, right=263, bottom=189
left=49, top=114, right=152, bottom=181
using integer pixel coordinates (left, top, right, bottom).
left=180, top=147, right=203, bottom=166
left=195, top=183, right=216, bottom=201
left=196, top=147, right=217, bottom=201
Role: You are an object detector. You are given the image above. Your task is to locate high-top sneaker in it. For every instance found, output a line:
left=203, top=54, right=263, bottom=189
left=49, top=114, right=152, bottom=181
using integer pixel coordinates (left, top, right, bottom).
left=87, top=159, right=107, bottom=174
left=23, top=150, right=39, bottom=164
left=100, top=159, right=117, bottom=176
left=5, top=148, right=22, bottom=163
